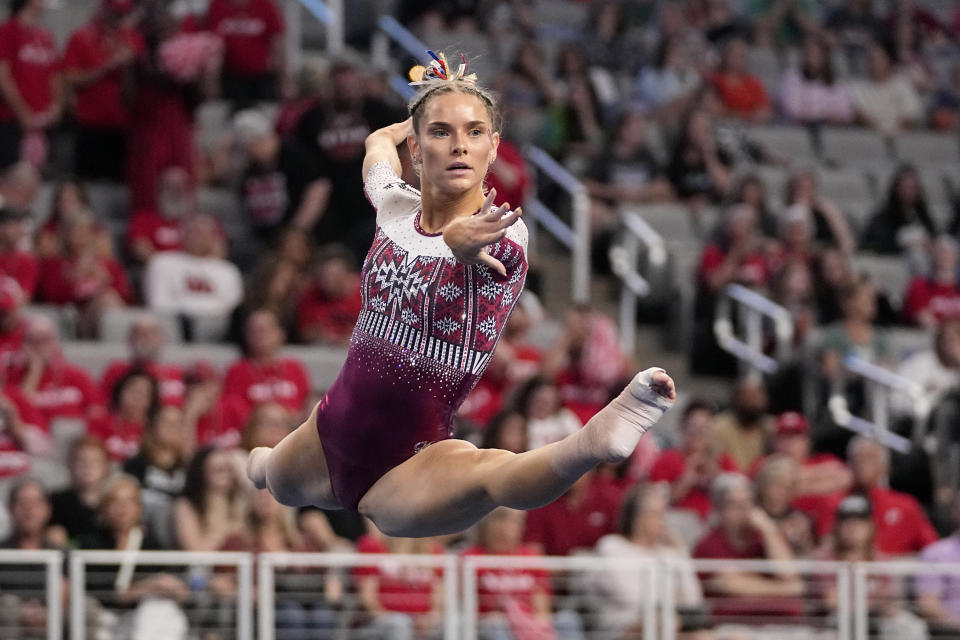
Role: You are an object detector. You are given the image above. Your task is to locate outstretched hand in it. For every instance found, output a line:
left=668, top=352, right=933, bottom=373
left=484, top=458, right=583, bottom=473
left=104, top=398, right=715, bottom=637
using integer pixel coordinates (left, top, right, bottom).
left=442, top=188, right=522, bottom=276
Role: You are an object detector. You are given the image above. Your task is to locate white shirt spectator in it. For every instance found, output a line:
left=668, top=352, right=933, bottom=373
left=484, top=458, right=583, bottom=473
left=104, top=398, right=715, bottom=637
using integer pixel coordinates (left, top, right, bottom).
left=145, top=251, right=243, bottom=318
left=893, top=348, right=960, bottom=422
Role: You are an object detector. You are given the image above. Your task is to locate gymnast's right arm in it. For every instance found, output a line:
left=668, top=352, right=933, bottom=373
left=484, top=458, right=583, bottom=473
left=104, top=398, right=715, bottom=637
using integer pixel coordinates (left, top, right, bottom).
left=362, top=118, right=413, bottom=179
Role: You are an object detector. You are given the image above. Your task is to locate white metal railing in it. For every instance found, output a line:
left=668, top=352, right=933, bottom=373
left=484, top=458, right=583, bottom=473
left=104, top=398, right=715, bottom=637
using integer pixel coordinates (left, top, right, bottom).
left=611, top=208, right=669, bottom=353
left=0, top=549, right=63, bottom=640
left=371, top=15, right=424, bottom=102
left=714, top=284, right=795, bottom=376
left=287, top=0, right=344, bottom=74
left=69, top=550, right=254, bottom=640
left=257, top=552, right=459, bottom=640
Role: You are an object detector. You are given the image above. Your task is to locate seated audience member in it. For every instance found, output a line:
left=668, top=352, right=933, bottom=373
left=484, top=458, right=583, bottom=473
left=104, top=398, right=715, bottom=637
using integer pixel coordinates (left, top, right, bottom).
left=902, top=236, right=960, bottom=327
left=780, top=36, right=853, bottom=125
left=295, top=245, right=361, bottom=345
left=849, top=44, right=923, bottom=134
left=512, top=376, right=581, bottom=451
left=144, top=213, right=244, bottom=340
left=89, top=370, right=158, bottom=462
left=667, top=109, right=733, bottom=205
left=35, top=179, right=110, bottom=259
left=123, top=405, right=189, bottom=549
left=480, top=410, right=529, bottom=454
left=633, top=36, right=701, bottom=122
left=0, top=163, right=40, bottom=216
left=207, top=0, right=285, bottom=104
left=523, top=470, right=622, bottom=556
left=172, top=447, right=246, bottom=551
left=929, top=62, right=960, bottom=130
left=727, top=172, right=777, bottom=238
left=693, top=474, right=804, bottom=618
left=591, top=483, right=704, bottom=639
left=0, top=386, right=51, bottom=479
left=1, top=479, right=63, bottom=550
left=712, top=377, right=774, bottom=473
left=0, top=277, right=27, bottom=367
left=861, top=165, right=937, bottom=255
left=240, top=402, right=295, bottom=452
left=649, top=399, right=737, bottom=521
left=463, top=508, right=583, bottom=640
left=78, top=474, right=164, bottom=550
left=6, top=315, right=103, bottom=425
left=50, top=436, right=111, bottom=544
left=100, top=315, right=184, bottom=406
left=0, top=206, right=36, bottom=298
left=224, top=309, right=311, bottom=417
left=782, top=169, right=855, bottom=254
left=126, top=166, right=192, bottom=265
left=754, top=456, right=816, bottom=558
left=698, top=204, right=773, bottom=295
left=242, top=228, right=312, bottom=333
left=709, top=37, right=771, bottom=122
left=183, top=361, right=249, bottom=449
left=917, top=495, right=960, bottom=635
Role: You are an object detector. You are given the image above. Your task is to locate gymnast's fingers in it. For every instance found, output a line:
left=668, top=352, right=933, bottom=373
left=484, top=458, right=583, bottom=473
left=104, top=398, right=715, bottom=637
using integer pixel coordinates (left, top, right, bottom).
left=477, top=251, right=507, bottom=277
left=498, top=207, right=522, bottom=228
left=479, top=188, right=496, bottom=217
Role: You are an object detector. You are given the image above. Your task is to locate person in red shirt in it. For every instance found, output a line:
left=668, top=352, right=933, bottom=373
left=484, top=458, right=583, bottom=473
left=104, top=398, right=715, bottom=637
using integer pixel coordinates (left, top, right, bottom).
left=5, top=314, right=103, bottom=425
left=485, top=138, right=531, bottom=211
left=649, top=399, right=738, bottom=521
left=0, top=205, right=37, bottom=298
left=206, top=0, right=285, bottom=105
left=0, top=386, right=51, bottom=479
left=126, top=166, right=191, bottom=265
left=522, top=469, right=622, bottom=556
left=818, top=436, right=940, bottom=554
left=709, top=37, right=771, bottom=122
left=100, top=315, right=184, bottom=407
left=903, top=235, right=960, bottom=327
left=0, top=276, right=28, bottom=368
left=295, top=246, right=361, bottom=345
left=0, top=0, right=62, bottom=170
left=223, top=308, right=311, bottom=416
left=89, top=369, right=158, bottom=462
left=62, top=0, right=144, bottom=182
left=181, top=360, right=248, bottom=450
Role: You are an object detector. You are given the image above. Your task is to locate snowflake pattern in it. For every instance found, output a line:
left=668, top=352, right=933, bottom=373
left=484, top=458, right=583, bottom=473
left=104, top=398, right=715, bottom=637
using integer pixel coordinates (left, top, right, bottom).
left=499, top=289, right=515, bottom=308
left=401, top=308, right=420, bottom=326
left=373, top=255, right=429, bottom=306
left=438, top=282, right=463, bottom=302
left=370, top=297, right=387, bottom=313
left=478, top=280, right=503, bottom=301
left=436, top=316, right=461, bottom=336
left=477, top=315, right=498, bottom=339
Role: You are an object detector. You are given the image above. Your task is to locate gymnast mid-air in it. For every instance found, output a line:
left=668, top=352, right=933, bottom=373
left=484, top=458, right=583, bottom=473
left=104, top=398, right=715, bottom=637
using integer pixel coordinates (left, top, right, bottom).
left=246, top=51, right=676, bottom=537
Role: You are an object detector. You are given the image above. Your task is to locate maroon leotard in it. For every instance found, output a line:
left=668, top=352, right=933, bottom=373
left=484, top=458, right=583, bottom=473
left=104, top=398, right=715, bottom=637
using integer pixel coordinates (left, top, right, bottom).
left=315, top=163, right=528, bottom=510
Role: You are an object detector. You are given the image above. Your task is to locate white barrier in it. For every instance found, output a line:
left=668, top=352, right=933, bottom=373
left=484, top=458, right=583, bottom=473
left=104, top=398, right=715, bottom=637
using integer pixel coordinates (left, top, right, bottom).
left=0, top=549, right=62, bottom=640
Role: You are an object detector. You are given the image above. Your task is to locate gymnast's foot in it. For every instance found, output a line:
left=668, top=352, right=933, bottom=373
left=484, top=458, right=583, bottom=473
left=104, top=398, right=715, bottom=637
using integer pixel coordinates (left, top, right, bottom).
left=246, top=447, right=271, bottom=490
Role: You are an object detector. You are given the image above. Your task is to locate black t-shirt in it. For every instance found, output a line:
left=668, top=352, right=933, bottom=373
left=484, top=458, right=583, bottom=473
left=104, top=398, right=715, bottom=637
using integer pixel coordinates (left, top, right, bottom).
left=50, top=489, right=100, bottom=543
left=589, top=148, right=663, bottom=191
left=241, top=140, right=322, bottom=233
left=667, top=144, right=733, bottom=201
left=123, top=454, right=186, bottom=498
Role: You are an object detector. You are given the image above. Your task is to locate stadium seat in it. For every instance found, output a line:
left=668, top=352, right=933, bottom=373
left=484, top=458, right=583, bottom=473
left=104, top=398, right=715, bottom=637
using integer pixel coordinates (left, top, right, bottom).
left=852, top=253, right=911, bottom=304
left=197, top=187, right=243, bottom=226
left=86, top=182, right=131, bottom=220
left=99, top=307, right=183, bottom=344
left=816, top=167, right=871, bottom=204
left=631, top=203, right=696, bottom=242
left=818, top=127, right=892, bottom=167
left=886, top=328, right=931, bottom=361
left=49, top=418, right=86, bottom=466
left=196, top=100, right=232, bottom=151
left=748, top=125, right=816, bottom=163
left=893, top=131, right=959, bottom=167
left=24, top=304, right=78, bottom=340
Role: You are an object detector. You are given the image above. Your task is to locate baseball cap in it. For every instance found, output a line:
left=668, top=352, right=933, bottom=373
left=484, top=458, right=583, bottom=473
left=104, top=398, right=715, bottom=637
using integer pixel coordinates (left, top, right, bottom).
left=775, top=412, right=809, bottom=436
left=836, top=494, right=872, bottom=520
left=0, top=277, right=23, bottom=313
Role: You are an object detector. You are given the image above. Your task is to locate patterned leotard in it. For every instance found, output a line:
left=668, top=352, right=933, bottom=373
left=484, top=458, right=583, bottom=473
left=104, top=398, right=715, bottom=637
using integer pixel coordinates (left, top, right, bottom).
left=315, top=163, right=528, bottom=510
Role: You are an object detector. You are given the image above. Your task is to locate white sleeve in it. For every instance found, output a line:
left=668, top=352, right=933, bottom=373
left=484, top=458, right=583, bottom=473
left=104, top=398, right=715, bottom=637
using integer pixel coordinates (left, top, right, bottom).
left=144, top=255, right=177, bottom=313
left=363, top=161, right=421, bottom=225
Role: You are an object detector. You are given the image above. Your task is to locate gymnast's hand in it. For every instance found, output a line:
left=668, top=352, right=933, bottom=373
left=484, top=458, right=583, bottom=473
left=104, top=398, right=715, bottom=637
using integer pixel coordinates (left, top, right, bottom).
left=443, top=188, right=522, bottom=276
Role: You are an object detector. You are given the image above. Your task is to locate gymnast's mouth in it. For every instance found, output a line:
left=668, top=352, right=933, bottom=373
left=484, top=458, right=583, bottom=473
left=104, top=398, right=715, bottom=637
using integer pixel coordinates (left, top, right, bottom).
left=446, top=162, right=471, bottom=171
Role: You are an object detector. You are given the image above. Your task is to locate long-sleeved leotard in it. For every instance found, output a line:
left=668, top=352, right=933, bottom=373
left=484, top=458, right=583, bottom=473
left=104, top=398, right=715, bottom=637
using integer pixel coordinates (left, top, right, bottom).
left=315, top=162, right=528, bottom=510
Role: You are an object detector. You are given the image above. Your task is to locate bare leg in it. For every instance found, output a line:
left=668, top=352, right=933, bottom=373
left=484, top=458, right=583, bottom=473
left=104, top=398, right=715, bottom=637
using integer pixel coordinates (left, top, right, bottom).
left=359, top=369, right=675, bottom=537
left=246, top=404, right=341, bottom=510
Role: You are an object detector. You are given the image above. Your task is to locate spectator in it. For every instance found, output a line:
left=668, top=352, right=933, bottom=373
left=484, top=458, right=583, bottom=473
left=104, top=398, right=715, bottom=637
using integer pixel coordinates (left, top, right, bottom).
left=172, top=446, right=246, bottom=551
left=820, top=436, right=939, bottom=554
left=294, top=60, right=405, bottom=260
left=0, top=0, right=62, bottom=170
left=728, top=172, right=777, bottom=239
left=782, top=169, right=855, bottom=254
left=224, top=308, right=311, bottom=417
left=780, top=36, right=854, bottom=125
left=825, top=0, right=880, bottom=75
left=0, top=276, right=27, bottom=367
left=36, top=211, right=133, bottom=336
left=62, top=0, right=144, bottom=182
left=513, top=376, right=582, bottom=451
left=813, top=247, right=856, bottom=325
left=581, top=1, right=633, bottom=74
left=754, top=455, right=815, bottom=558
left=126, top=166, right=192, bottom=265
left=234, top=109, right=328, bottom=242
left=239, top=402, right=295, bottom=452
left=480, top=410, right=529, bottom=454
left=78, top=474, right=165, bottom=550
left=123, top=405, right=190, bottom=549
left=771, top=204, right=816, bottom=271
left=861, top=164, right=936, bottom=255
left=5, top=315, right=103, bottom=426
left=667, top=109, right=733, bottom=205
left=633, top=36, right=701, bottom=123
left=712, top=376, right=774, bottom=473
left=89, top=370, right=159, bottom=462
left=183, top=361, right=249, bottom=450
left=35, top=178, right=110, bottom=260
left=1, top=479, right=62, bottom=549
left=485, top=138, right=531, bottom=213
left=241, top=227, right=313, bottom=336
left=929, top=62, right=960, bottom=130
left=541, top=73, right=603, bottom=166
left=692, top=473, right=804, bottom=618
left=493, top=42, right=557, bottom=148
left=0, top=160, right=39, bottom=214
left=650, top=399, right=737, bottom=521
left=849, top=44, right=923, bottom=134
left=709, top=38, right=771, bottom=122
left=463, top=508, right=583, bottom=640
left=49, top=436, right=111, bottom=545
left=206, top=0, right=285, bottom=105
left=0, top=205, right=36, bottom=298
left=902, top=235, right=960, bottom=327
left=885, top=5, right=936, bottom=93
left=523, top=470, right=622, bottom=556
left=100, top=315, right=185, bottom=407
left=590, top=483, right=704, bottom=639
left=0, top=386, right=50, bottom=479
left=917, top=494, right=960, bottom=635
left=747, top=0, right=819, bottom=48
left=144, top=212, right=244, bottom=340
left=295, top=244, right=360, bottom=346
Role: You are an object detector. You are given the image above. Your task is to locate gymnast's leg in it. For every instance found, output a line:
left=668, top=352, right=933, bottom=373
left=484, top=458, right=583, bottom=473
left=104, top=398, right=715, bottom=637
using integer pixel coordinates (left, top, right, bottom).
left=358, top=368, right=675, bottom=538
left=247, top=403, right=341, bottom=510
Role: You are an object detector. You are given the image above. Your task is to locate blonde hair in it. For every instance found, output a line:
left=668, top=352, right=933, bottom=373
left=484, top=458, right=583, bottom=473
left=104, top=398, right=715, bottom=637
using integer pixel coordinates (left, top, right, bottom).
left=407, top=54, right=501, bottom=134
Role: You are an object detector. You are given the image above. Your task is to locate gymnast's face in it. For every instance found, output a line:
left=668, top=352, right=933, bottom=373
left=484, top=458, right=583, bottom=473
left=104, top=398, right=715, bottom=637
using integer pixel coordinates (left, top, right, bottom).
left=410, top=92, right=499, bottom=195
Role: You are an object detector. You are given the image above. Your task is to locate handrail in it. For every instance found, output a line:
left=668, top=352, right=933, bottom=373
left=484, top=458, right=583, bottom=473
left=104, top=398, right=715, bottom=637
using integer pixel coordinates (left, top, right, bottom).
left=523, top=146, right=590, bottom=303
left=611, top=207, right=666, bottom=353
left=371, top=15, right=427, bottom=101
left=0, top=550, right=62, bottom=640
left=714, top=284, right=794, bottom=376
left=287, top=0, right=343, bottom=74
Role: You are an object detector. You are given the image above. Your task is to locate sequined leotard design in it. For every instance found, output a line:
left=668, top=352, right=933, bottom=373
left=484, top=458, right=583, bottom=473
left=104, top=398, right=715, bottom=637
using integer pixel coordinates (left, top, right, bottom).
left=315, top=163, right=528, bottom=510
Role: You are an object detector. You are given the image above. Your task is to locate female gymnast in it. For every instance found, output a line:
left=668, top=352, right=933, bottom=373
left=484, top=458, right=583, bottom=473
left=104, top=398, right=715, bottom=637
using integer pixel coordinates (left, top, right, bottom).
left=247, top=52, right=677, bottom=538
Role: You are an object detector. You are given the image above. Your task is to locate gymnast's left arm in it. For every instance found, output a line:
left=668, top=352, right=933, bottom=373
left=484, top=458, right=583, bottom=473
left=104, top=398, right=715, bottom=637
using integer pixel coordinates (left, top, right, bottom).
left=443, top=188, right=523, bottom=277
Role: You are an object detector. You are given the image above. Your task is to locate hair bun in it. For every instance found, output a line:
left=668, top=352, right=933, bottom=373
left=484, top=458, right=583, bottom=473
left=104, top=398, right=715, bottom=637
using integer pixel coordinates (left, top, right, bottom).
left=409, top=50, right=478, bottom=87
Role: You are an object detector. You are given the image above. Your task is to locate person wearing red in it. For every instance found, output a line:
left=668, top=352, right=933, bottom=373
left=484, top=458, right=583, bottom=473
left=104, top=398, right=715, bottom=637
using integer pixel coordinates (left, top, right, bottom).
left=126, top=166, right=191, bottom=265
left=5, top=315, right=103, bottom=425
left=485, top=138, right=531, bottom=211
left=818, top=436, right=940, bottom=555
left=650, top=399, right=738, bottom=520
left=0, top=0, right=62, bottom=170
left=100, top=315, right=184, bottom=407
left=295, top=246, right=361, bottom=346
left=0, top=386, right=51, bottom=479
left=181, top=360, right=248, bottom=450
left=206, top=0, right=285, bottom=104
left=224, top=308, right=310, bottom=416
left=62, top=0, right=144, bottom=182
left=0, top=277, right=27, bottom=369
left=709, top=37, right=771, bottom=122
left=903, top=236, right=960, bottom=328
left=522, top=469, right=622, bottom=556
left=89, top=370, right=158, bottom=462
left=0, top=206, right=37, bottom=298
